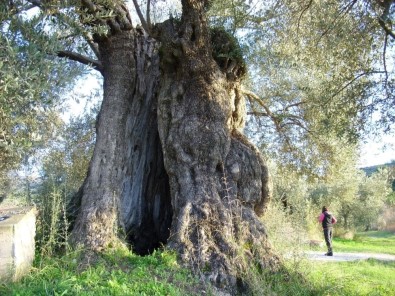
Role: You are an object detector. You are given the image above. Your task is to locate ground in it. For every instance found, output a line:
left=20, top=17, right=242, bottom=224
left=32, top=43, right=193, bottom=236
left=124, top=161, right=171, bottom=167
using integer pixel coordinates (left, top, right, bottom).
left=306, top=251, right=395, bottom=262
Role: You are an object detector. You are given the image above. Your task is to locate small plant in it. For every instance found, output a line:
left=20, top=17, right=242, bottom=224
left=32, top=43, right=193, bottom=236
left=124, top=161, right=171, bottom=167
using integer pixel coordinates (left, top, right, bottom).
left=35, top=179, right=70, bottom=258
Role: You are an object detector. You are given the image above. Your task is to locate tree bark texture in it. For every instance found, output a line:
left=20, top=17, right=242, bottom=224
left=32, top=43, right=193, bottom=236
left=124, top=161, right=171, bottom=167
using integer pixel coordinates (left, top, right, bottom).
left=70, top=0, right=279, bottom=291
left=156, top=0, right=279, bottom=289
left=71, top=29, right=172, bottom=254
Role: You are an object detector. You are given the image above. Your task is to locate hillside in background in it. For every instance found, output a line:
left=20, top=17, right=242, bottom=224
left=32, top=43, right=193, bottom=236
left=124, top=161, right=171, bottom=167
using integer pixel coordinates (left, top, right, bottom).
left=361, top=161, right=395, bottom=176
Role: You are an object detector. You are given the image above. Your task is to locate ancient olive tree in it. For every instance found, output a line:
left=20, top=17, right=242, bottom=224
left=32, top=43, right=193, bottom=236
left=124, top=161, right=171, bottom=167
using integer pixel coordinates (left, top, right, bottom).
left=3, top=0, right=279, bottom=289
left=5, top=0, right=395, bottom=290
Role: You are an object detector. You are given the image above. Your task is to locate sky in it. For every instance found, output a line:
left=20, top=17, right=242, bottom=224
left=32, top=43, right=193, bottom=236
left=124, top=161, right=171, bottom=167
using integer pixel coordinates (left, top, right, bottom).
left=358, top=134, right=395, bottom=167
left=61, top=74, right=102, bottom=121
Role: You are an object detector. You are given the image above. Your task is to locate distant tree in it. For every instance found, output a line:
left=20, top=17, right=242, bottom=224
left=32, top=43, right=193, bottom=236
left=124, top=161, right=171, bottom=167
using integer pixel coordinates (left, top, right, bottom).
left=305, top=146, right=362, bottom=229
left=355, top=169, right=390, bottom=230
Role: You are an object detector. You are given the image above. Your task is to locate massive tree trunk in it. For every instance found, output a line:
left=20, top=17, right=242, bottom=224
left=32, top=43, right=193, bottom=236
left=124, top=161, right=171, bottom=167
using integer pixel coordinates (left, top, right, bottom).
left=71, top=0, right=279, bottom=291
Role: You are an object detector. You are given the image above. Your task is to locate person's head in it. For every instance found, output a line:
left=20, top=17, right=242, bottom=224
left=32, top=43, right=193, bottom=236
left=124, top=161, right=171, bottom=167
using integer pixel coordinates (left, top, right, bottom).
left=322, top=206, right=328, bottom=213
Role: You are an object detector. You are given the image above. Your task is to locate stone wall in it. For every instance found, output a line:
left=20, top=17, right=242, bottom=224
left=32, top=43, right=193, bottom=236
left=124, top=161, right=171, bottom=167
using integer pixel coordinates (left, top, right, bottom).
left=0, top=207, right=36, bottom=282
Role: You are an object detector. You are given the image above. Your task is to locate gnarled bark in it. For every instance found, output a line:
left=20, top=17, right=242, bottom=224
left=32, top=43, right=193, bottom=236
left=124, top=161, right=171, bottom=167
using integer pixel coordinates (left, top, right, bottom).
left=156, top=0, right=279, bottom=290
left=70, top=0, right=279, bottom=292
left=71, top=29, right=172, bottom=254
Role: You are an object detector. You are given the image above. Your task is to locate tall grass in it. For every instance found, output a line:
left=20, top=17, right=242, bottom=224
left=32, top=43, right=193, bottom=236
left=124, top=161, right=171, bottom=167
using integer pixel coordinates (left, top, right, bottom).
left=0, top=249, right=207, bottom=296
left=35, top=181, right=70, bottom=257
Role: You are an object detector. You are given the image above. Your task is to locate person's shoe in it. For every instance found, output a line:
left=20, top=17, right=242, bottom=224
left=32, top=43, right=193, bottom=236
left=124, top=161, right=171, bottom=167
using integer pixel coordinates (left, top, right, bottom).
left=324, top=252, right=333, bottom=256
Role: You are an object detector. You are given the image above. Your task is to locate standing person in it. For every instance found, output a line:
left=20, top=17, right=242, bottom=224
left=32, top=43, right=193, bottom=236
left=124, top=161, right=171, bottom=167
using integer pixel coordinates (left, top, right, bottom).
left=318, top=206, right=337, bottom=256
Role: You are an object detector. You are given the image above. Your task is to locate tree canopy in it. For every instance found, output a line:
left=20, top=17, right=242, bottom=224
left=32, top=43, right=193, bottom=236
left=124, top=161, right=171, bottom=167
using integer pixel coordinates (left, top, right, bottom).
left=0, top=1, right=86, bottom=179
left=1, top=0, right=394, bottom=178
left=209, top=0, right=395, bottom=176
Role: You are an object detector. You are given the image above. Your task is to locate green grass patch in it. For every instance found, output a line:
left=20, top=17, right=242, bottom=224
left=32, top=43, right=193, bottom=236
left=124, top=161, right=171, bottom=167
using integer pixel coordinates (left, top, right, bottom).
left=333, top=231, right=395, bottom=255
left=2, top=232, right=395, bottom=296
left=306, top=259, right=395, bottom=296
left=0, top=249, right=207, bottom=296
left=245, top=258, right=395, bottom=296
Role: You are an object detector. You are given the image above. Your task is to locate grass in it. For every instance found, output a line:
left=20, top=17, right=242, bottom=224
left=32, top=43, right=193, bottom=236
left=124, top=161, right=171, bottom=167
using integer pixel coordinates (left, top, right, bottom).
left=0, top=248, right=207, bottom=296
left=306, top=259, right=395, bottom=296
left=333, top=230, right=395, bottom=255
left=263, top=230, right=395, bottom=296
left=243, top=257, right=395, bottom=296
left=298, top=230, right=395, bottom=296
left=2, top=231, right=395, bottom=296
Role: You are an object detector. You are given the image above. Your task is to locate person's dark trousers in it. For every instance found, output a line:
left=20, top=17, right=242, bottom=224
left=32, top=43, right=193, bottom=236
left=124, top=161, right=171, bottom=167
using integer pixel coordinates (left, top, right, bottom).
left=323, top=227, right=333, bottom=255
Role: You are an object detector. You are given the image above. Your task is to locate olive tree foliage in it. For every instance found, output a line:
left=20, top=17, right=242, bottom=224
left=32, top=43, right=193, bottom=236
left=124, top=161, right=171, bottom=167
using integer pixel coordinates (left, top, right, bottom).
left=355, top=168, right=391, bottom=230
left=0, top=2, right=85, bottom=199
left=208, top=0, right=395, bottom=177
left=307, top=148, right=392, bottom=231
left=386, top=162, right=395, bottom=205
left=272, top=144, right=361, bottom=233
left=271, top=145, right=392, bottom=234
left=35, top=107, right=97, bottom=255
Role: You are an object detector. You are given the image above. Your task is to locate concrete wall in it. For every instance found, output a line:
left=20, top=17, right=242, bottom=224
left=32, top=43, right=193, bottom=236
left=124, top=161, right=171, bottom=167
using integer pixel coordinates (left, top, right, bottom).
left=0, top=207, right=36, bottom=282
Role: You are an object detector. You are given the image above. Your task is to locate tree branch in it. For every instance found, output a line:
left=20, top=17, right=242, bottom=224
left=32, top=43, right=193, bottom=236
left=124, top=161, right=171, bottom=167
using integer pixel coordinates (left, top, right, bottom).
left=132, top=0, right=151, bottom=34
left=242, top=88, right=312, bottom=136
left=330, top=71, right=386, bottom=100
left=146, top=0, right=151, bottom=29
left=383, top=33, right=389, bottom=83
left=247, top=111, right=269, bottom=116
left=81, top=0, right=97, bottom=14
left=297, top=0, right=313, bottom=34
left=315, top=0, right=358, bottom=46
left=57, top=50, right=103, bottom=73
left=241, top=88, right=284, bottom=134
left=281, top=101, right=305, bottom=112
left=281, top=116, right=311, bottom=133
left=27, top=0, right=43, bottom=8
left=241, top=89, right=274, bottom=118
left=378, top=18, right=395, bottom=39
left=377, top=0, right=395, bottom=39
left=84, top=35, right=100, bottom=59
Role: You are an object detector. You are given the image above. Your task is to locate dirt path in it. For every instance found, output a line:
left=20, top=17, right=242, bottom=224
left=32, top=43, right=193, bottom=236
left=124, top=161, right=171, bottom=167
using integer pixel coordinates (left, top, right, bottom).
left=305, top=251, right=395, bottom=262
